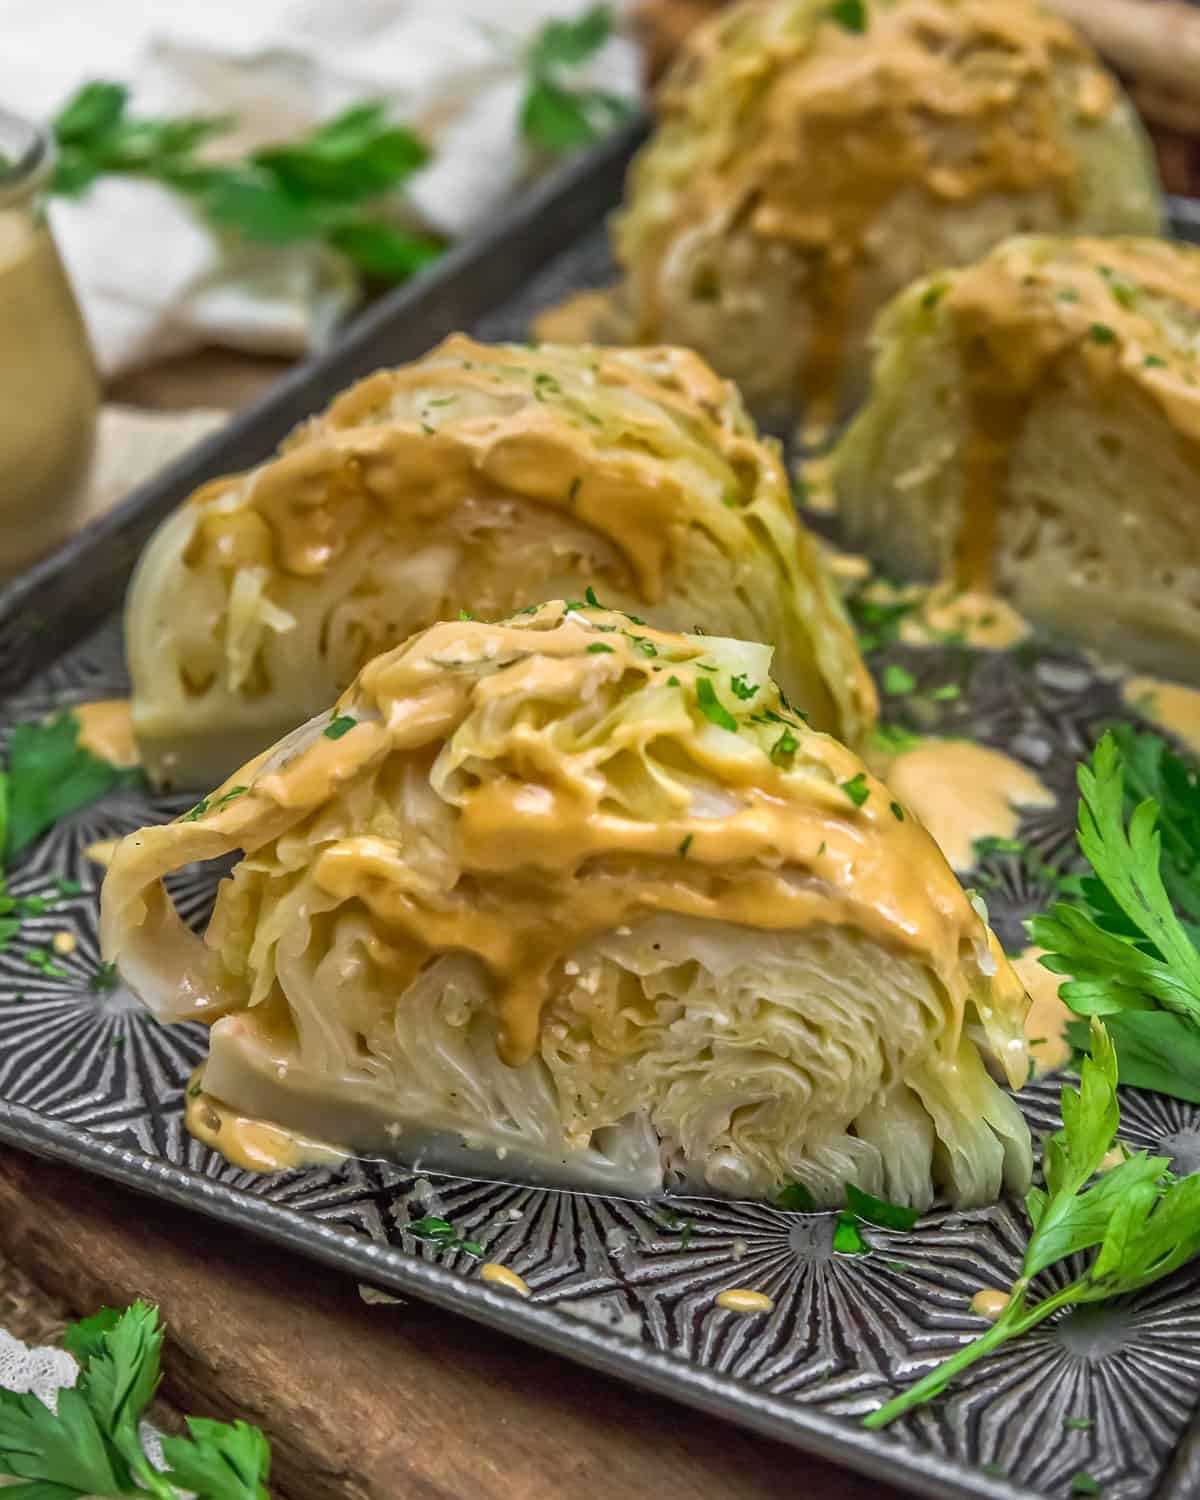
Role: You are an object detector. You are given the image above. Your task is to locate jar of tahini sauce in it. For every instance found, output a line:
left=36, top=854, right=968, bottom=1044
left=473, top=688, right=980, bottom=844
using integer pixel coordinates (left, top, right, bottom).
left=0, top=107, right=99, bottom=576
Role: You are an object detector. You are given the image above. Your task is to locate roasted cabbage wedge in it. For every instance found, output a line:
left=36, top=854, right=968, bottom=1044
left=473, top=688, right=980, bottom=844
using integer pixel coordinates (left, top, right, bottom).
left=103, top=604, right=1031, bottom=1208
left=126, top=335, right=873, bottom=789
left=834, top=235, right=1200, bottom=682
left=613, top=0, right=1162, bottom=429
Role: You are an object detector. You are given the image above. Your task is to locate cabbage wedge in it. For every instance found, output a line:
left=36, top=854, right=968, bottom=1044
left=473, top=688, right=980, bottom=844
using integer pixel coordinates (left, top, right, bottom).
left=103, top=604, right=1030, bottom=1207
left=126, top=335, right=873, bottom=789
left=613, top=0, right=1161, bottom=428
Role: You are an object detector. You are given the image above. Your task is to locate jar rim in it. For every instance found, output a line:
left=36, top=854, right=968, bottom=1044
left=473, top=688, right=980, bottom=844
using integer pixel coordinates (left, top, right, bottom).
left=0, top=108, right=54, bottom=207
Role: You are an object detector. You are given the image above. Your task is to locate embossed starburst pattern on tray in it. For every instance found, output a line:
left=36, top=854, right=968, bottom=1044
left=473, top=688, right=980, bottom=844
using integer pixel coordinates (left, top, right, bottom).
left=2, top=597, right=1200, bottom=1500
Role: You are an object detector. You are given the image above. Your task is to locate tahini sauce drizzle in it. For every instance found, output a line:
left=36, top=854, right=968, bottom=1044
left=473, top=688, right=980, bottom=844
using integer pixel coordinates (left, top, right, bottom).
left=1009, top=946, right=1074, bottom=1077
left=184, top=1070, right=347, bottom=1173
left=1123, top=676, right=1200, bottom=759
left=73, top=700, right=139, bottom=768
left=881, top=741, right=1055, bottom=873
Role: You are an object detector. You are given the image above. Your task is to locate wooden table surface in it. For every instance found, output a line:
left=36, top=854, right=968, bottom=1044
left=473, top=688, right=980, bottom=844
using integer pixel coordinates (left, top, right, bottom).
left=1, top=345, right=913, bottom=1500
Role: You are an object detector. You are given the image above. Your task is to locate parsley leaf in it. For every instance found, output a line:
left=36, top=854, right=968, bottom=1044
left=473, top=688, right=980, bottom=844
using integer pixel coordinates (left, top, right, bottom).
left=695, top=677, right=738, bottom=733
left=520, top=6, right=634, bottom=156
left=883, top=664, right=915, bottom=697
left=161, top=1418, right=271, bottom=1500
left=1031, top=729, right=1200, bottom=1098
left=774, top=1182, right=816, bottom=1212
left=829, top=0, right=868, bottom=31
left=324, top=715, right=357, bottom=740
left=865, top=1019, right=1200, bottom=1427
left=4, top=714, right=144, bottom=860
left=730, top=674, right=759, bottom=701
left=1089, top=323, right=1117, bottom=346
left=840, top=773, right=870, bottom=808
left=845, top=1185, right=920, bottom=1231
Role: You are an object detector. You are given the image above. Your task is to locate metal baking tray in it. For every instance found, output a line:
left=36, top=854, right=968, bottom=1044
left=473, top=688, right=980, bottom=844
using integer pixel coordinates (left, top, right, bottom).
left=3, top=123, right=1200, bottom=1500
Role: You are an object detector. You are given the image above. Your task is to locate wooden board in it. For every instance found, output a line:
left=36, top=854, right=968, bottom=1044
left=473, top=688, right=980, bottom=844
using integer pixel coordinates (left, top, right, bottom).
left=0, top=1148, right=905, bottom=1500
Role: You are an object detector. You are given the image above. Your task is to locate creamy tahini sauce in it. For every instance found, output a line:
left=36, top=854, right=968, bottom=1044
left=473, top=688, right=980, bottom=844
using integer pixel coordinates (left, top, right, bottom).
left=184, top=1071, right=347, bottom=1173
left=73, top=699, right=139, bottom=768
left=898, top=586, right=1031, bottom=651
left=1123, top=676, right=1200, bottom=759
left=715, top=1289, right=773, bottom=1314
left=971, top=1288, right=1011, bottom=1322
left=480, top=1263, right=531, bottom=1297
left=0, top=209, right=100, bottom=576
left=882, top=740, right=1056, bottom=874
left=1009, top=945, right=1074, bottom=1077
left=617, top=0, right=1116, bottom=427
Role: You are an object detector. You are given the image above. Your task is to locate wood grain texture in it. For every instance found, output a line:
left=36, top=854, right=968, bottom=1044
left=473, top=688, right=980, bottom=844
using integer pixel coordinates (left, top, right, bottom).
left=0, top=1147, right=903, bottom=1500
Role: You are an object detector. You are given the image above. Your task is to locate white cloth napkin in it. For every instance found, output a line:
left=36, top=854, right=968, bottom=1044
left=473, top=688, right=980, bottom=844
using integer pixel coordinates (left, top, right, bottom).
left=0, top=0, right=640, bottom=375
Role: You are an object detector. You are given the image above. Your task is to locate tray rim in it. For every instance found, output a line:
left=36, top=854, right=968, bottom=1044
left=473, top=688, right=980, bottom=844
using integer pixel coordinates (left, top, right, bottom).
left=0, top=1094, right=1029, bottom=1500
left=1, top=131, right=1199, bottom=1497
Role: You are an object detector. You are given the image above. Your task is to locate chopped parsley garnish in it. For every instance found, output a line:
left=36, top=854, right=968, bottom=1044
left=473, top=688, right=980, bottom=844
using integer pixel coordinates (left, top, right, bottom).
left=1057, top=288, right=1081, bottom=302
left=406, top=1213, right=484, bottom=1258
left=832, top=1214, right=870, bottom=1254
left=1063, top=1417, right=1095, bottom=1432
left=181, top=798, right=209, bottom=823
left=324, top=714, right=357, bottom=739
left=89, top=961, right=120, bottom=994
left=883, top=664, right=915, bottom=697
left=1145, top=354, right=1168, bottom=369
left=425, top=396, right=456, bottom=407
left=459, top=607, right=474, bottom=620
left=211, top=785, right=249, bottom=809
left=931, top=682, right=961, bottom=702
left=54, top=877, right=82, bottom=897
left=840, top=773, right=870, bottom=807
left=695, top=677, right=738, bottom=732
left=890, top=801, right=904, bottom=821
left=532, top=372, right=562, bottom=400
left=829, top=0, right=868, bottom=32
left=730, top=674, right=759, bottom=701
left=520, top=5, right=635, bottom=155
left=847, top=586, right=918, bottom=654
left=722, top=492, right=739, bottom=509
left=774, top=1182, right=816, bottom=1212
left=678, top=833, right=693, bottom=858
left=584, top=585, right=603, bottom=608
left=869, top=724, right=923, bottom=754
left=920, top=282, right=947, bottom=311
left=667, top=675, right=681, bottom=687
left=586, top=642, right=615, bottom=654
left=845, top=1185, right=920, bottom=1231
left=1071, top=1475, right=1101, bottom=1496
left=568, top=477, right=582, bottom=503
left=1088, top=322, right=1117, bottom=346
left=770, top=728, right=799, bottom=766
left=628, top=635, right=658, bottom=657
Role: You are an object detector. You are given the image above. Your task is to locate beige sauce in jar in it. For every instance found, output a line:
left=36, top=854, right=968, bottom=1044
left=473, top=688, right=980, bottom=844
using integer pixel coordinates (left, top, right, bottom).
left=0, top=200, right=99, bottom=576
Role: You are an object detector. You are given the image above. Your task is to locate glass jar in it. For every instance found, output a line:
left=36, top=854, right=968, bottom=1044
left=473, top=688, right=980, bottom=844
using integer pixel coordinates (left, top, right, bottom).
left=0, top=107, right=100, bottom=578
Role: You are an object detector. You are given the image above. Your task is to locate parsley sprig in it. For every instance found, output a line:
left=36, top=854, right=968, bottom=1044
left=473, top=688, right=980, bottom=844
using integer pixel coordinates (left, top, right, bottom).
left=865, top=1019, right=1200, bottom=1427
left=0, top=1301, right=271, bottom=1498
left=51, top=83, right=442, bottom=285
left=520, top=6, right=634, bottom=155
left=1031, top=728, right=1200, bottom=1102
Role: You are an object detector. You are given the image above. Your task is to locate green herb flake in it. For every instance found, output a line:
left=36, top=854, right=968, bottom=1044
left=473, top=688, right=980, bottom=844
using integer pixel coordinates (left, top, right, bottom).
left=667, top=675, right=681, bottom=687
left=829, top=0, right=868, bottom=32
left=832, top=1213, right=870, bottom=1254
left=696, top=676, right=738, bottom=733
left=584, top=585, right=603, bottom=609
left=1057, top=288, right=1081, bottom=302
left=212, top=784, right=249, bottom=810
left=324, top=714, right=357, bottom=739
left=1145, top=354, right=1168, bottom=369
left=407, top=1215, right=458, bottom=1242
left=890, top=801, right=904, bottom=821
left=883, top=664, right=916, bottom=697
left=629, top=635, right=658, bottom=657
left=188, top=1082, right=203, bottom=1098
left=586, top=642, right=615, bottom=654
left=54, top=877, right=82, bottom=897
left=774, top=1182, right=816, bottom=1212
left=3, top=712, right=144, bottom=859
left=840, top=773, right=870, bottom=808
left=931, top=682, right=961, bottom=701
left=1089, top=323, right=1117, bottom=346
left=770, top=728, right=799, bottom=766
left=459, top=607, right=474, bottom=620
left=181, top=798, right=210, bottom=823
left=458, top=1240, right=485, bottom=1258
left=869, top=723, right=923, bottom=754
left=678, top=834, right=694, bottom=858
left=1071, top=1475, right=1101, bottom=1495
left=1063, top=1417, right=1095, bottom=1432
left=730, top=674, right=759, bottom=701
left=568, top=476, right=582, bottom=503
left=920, top=282, right=947, bottom=311
left=89, top=961, right=120, bottom=994
left=845, top=1184, right=920, bottom=1231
